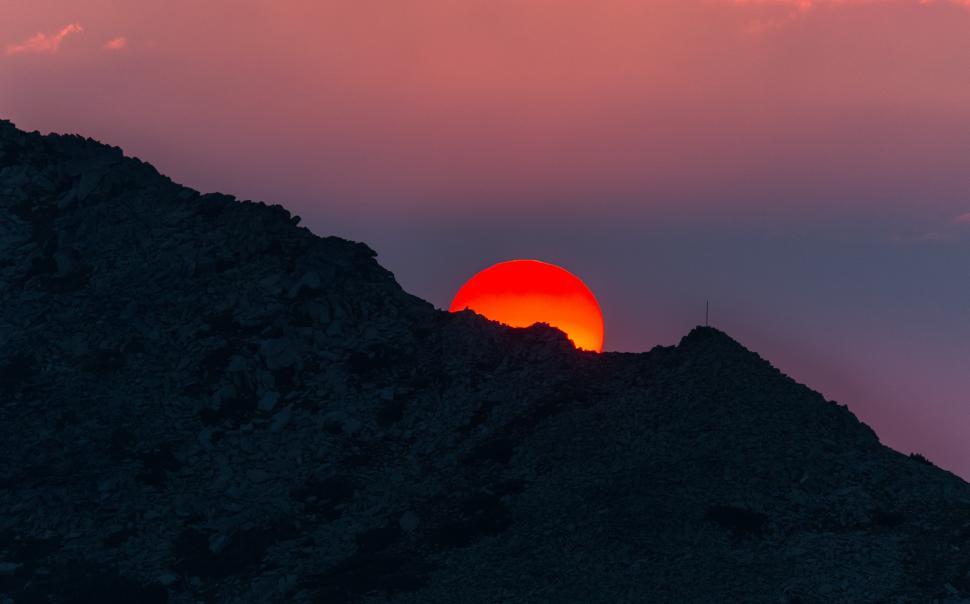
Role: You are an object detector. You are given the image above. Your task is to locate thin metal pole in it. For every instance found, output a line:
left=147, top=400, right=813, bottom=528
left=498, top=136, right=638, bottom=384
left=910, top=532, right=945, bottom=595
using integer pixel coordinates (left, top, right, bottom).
left=706, top=300, right=709, bottom=327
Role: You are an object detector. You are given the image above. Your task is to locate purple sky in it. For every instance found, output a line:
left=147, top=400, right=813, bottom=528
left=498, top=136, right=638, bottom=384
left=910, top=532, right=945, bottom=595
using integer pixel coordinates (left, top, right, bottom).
left=2, top=1, right=969, bottom=477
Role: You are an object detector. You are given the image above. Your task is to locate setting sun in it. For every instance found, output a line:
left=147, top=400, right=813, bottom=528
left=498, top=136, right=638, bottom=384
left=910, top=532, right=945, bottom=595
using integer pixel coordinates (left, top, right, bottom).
left=449, top=260, right=605, bottom=352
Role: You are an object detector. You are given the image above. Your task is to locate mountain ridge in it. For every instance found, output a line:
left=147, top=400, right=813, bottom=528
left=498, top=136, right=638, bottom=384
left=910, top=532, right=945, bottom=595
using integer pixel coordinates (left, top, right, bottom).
left=1, top=120, right=969, bottom=603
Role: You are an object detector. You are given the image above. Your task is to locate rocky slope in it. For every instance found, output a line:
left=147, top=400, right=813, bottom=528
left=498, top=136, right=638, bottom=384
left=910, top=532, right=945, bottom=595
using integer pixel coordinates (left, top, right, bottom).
left=1, top=119, right=969, bottom=604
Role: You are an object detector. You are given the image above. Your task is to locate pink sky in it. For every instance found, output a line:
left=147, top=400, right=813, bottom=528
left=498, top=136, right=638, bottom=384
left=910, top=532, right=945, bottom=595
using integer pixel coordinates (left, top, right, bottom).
left=3, top=1, right=970, bottom=221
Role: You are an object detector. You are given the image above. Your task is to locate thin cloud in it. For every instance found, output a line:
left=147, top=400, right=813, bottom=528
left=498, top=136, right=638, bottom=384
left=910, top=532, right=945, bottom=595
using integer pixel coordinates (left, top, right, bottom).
left=728, top=0, right=970, bottom=32
left=953, top=212, right=970, bottom=225
left=5, top=23, right=83, bottom=56
left=919, top=231, right=955, bottom=241
left=103, top=37, right=127, bottom=51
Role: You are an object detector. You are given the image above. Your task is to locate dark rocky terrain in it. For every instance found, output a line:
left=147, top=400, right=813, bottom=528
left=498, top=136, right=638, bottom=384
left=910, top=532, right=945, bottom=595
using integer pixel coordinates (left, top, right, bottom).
left=1, top=119, right=969, bottom=604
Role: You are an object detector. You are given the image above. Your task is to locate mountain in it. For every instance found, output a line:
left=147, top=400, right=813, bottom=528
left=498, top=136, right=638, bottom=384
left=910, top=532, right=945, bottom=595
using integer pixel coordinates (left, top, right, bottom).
left=1, top=119, right=969, bottom=604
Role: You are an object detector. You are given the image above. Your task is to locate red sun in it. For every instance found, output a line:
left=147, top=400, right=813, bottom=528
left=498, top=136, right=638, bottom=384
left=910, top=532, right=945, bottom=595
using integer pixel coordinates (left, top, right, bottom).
left=449, top=260, right=605, bottom=352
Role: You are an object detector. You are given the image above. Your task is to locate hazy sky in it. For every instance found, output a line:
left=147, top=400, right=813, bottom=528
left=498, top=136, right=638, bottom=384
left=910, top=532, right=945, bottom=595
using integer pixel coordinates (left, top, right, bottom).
left=2, top=0, right=969, bottom=477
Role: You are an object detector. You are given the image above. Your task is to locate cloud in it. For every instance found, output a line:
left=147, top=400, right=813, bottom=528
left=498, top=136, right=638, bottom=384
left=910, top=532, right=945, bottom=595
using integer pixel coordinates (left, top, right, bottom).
left=953, top=212, right=970, bottom=225
left=728, top=0, right=970, bottom=32
left=919, top=231, right=954, bottom=241
left=103, top=37, right=127, bottom=51
left=5, top=23, right=83, bottom=56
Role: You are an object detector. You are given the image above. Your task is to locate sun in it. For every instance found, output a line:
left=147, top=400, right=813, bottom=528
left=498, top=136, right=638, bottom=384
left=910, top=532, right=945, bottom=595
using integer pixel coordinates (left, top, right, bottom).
left=449, top=259, right=605, bottom=352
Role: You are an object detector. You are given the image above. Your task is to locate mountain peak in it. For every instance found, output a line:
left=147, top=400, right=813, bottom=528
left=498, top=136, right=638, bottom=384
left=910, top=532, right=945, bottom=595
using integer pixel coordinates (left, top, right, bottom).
left=679, top=324, right=744, bottom=348
left=2, top=120, right=968, bottom=603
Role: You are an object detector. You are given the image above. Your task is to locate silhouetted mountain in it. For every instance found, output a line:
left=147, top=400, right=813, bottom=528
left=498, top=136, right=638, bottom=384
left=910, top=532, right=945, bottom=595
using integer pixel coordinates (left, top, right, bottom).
left=1, top=119, right=969, bottom=604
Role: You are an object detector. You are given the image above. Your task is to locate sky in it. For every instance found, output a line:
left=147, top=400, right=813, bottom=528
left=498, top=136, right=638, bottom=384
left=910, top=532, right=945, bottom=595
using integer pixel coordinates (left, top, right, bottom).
left=2, top=0, right=969, bottom=477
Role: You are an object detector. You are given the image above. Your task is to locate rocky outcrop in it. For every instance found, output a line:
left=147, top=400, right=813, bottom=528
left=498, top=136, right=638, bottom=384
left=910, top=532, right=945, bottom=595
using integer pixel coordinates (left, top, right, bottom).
left=1, top=120, right=969, bottom=603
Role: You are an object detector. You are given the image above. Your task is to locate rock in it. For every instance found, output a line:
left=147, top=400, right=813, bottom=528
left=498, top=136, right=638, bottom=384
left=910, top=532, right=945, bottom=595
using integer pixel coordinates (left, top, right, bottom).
left=323, top=411, right=363, bottom=435
left=399, top=511, right=420, bottom=533
left=247, top=469, right=271, bottom=483
left=196, top=429, right=213, bottom=448
left=226, top=355, right=247, bottom=372
left=209, top=533, right=228, bottom=553
left=0, top=562, right=19, bottom=574
left=288, top=271, right=322, bottom=298
left=278, top=574, right=297, bottom=592
left=257, top=391, right=280, bottom=412
left=259, top=338, right=301, bottom=371
left=270, top=407, right=292, bottom=432
left=324, top=320, right=343, bottom=336
left=258, top=274, right=282, bottom=293
left=212, top=383, right=237, bottom=404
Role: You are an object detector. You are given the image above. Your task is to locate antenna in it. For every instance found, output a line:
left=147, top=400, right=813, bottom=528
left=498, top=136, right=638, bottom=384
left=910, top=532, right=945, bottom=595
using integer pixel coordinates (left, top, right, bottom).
left=706, top=300, right=709, bottom=327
